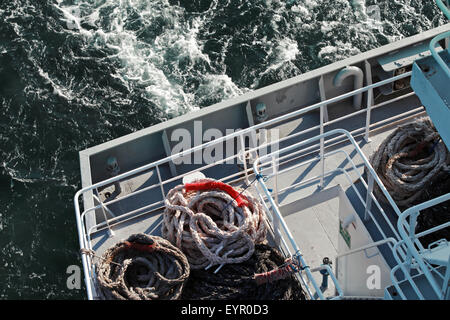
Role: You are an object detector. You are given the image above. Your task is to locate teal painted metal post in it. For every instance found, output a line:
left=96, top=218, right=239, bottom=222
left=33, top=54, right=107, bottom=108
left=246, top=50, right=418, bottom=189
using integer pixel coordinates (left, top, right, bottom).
left=436, top=0, right=450, bottom=19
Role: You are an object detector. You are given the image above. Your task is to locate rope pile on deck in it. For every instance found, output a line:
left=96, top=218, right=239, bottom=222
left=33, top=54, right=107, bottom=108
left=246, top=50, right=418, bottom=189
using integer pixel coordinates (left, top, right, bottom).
left=162, top=178, right=267, bottom=270
left=181, top=244, right=306, bottom=300
left=86, top=179, right=306, bottom=300
left=92, top=234, right=190, bottom=300
left=369, top=117, right=450, bottom=208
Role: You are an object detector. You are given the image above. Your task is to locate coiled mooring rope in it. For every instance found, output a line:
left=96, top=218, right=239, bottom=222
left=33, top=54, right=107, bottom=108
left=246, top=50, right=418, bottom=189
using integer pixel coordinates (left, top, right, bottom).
left=181, top=244, right=306, bottom=300
left=369, top=117, right=450, bottom=208
left=162, top=178, right=267, bottom=269
left=93, top=234, right=190, bottom=300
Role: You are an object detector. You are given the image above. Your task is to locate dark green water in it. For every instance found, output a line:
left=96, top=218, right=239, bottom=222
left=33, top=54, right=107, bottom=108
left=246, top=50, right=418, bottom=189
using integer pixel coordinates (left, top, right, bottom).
left=0, top=0, right=445, bottom=299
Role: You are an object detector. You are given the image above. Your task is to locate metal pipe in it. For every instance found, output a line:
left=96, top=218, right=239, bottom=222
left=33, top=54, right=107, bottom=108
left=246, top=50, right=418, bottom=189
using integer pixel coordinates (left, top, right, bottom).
left=436, top=0, right=450, bottom=19
left=364, top=60, right=374, bottom=142
left=390, top=241, right=426, bottom=300
left=336, top=238, right=397, bottom=259
left=255, top=129, right=403, bottom=216
left=320, top=103, right=325, bottom=188
left=334, top=66, right=364, bottom=110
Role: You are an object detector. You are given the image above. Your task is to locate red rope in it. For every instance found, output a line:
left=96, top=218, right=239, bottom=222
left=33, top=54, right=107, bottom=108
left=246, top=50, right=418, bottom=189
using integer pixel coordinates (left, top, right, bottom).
left=123, top=241, right=157, bottom=253
left=185, top=181, right=249, bottom=207
left=407, top=140, right=429, bottom=158
left=254, top=258, right=299, bottom=285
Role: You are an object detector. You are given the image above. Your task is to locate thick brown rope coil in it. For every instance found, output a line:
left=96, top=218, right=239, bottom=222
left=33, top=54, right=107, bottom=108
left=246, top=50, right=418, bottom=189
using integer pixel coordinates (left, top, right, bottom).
left=162, top=178, right=267, bottom=269
left=94, top=234, right=190, bottom=300
left=369, top=117, right=450, bottom=208
left=181, top=244, right=307, bottom=300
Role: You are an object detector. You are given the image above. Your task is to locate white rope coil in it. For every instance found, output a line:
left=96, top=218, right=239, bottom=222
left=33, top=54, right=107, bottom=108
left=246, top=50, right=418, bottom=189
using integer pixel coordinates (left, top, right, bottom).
left=369, top=117, right=450, bottom=208
left=162, top=178, right=268, bottom=270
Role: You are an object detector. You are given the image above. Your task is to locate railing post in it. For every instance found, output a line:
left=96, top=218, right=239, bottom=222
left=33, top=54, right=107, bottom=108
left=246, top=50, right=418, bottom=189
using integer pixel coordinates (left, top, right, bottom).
left=318, top=75, right=327, bottom=189
left=92, top=194, right=115, bottom=237
left=364, top=173, right=374, bottom=221
left=319, top=104, right=325, bottom=189
left=364, top=60, right=374, bottom=143
left=270, top=155, right=281, bottom=247
left=272, top=156, right=280, bottom=207
left=405, top=211, right=420, bottom=273
left=318, top=76, right=329, bottom=122
left=239, top=133, right=250, bottom=185
left=155, top=165, right=166, bottom=198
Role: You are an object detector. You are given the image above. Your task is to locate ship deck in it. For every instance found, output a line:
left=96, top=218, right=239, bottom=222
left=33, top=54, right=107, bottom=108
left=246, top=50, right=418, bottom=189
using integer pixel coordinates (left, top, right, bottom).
left=74, top=23, right=450, bottom=300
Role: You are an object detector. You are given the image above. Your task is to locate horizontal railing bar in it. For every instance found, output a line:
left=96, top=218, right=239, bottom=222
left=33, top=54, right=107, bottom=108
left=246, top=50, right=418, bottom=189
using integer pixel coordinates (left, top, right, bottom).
left=414, top=221, right=450, bottom=240
left=77, top=85, right=421, bottom=236
left=81, top=107, right=424, bottom=232
left=74, top=71, right=412, bottom=201
left=254, top=106, right=425, bottom=181
left=255, top=129, right=403, bottom=216
left=252, top=130, right=410, bottom=263
left=84, top=200, right=165, bottom=234
left=336, top=238, right=397, bottom=259
left=130, top=102, right=423, bottom=213
left=88, top=102, right=424, bottom=220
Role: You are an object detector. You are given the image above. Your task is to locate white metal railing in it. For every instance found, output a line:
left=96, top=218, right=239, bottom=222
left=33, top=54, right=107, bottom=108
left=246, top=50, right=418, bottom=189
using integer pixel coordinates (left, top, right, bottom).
left=74, top=70, right=427, bottom=299
left=253, top=128, right=450, bottom=300
left=251, top=128, right=417, bottom=299
left=395, top=194, right=450, bottom=299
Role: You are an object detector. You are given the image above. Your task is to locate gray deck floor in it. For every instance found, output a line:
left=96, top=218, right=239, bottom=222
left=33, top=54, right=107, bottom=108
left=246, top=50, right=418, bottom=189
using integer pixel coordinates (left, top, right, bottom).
left=282, top=193, right=340, bottom=298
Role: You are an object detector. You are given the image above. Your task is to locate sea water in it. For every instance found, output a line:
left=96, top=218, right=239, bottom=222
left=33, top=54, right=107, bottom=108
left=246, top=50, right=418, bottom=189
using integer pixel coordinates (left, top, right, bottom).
left=0, top=0, right=445, bottom=299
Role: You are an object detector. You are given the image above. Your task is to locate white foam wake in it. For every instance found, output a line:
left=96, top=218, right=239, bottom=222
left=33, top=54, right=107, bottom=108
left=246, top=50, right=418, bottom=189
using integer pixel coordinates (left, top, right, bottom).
left=55, top=0, right=245, bottom=117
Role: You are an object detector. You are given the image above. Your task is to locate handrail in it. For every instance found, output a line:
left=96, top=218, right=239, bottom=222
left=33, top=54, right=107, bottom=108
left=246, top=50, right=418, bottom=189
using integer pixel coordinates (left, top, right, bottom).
left=257, top=147, right=408, bottom=258
left=254, top=178, right=328, bottom=300
left=254, top=129, right=402, bottom=217
left=430, top=1, right=450, bottom=78
left=252, top=129, right=400, bottom=299
left=336, top=238, right=397, bottom=259
left=73, top=71, right=412, bottom=198
left=397, top=193, right=450, bottom=299
left=436, top=0, right=450, bottom=20
left=390, top=240, right=427, bottom=300
left=309, top=264, right=344, bottom=300
left=252, top=129, right=450, bottom=300
left=430, top=31, right=450, bottom=78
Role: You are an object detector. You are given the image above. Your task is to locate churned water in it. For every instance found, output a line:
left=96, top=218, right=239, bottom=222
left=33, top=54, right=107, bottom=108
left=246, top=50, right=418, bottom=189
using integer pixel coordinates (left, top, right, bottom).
left=0, top=0, right=445, bottom=299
